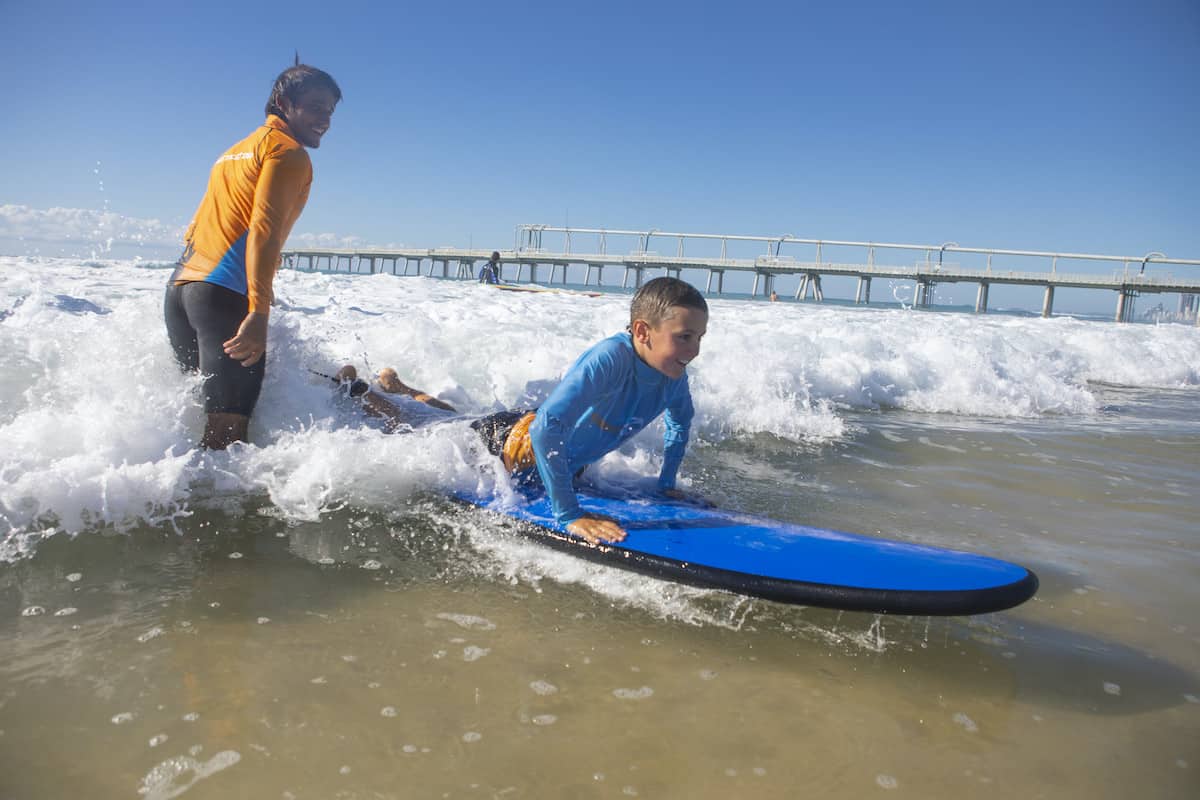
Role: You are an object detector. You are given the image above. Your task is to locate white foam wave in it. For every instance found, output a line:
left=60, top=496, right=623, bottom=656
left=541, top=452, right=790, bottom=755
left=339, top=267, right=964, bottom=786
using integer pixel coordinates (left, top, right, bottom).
left=1, top=257, right=1197, bottom=554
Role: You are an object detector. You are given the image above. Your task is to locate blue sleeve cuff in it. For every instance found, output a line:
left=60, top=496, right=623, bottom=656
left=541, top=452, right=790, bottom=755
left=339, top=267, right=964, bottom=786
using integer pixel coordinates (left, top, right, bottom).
left=556, top=508, right=584, bottom=526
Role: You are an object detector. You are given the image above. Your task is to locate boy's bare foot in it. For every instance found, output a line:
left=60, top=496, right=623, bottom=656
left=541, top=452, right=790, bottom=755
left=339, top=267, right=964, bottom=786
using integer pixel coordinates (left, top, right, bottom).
left=377, top=367, right=410, bottom=394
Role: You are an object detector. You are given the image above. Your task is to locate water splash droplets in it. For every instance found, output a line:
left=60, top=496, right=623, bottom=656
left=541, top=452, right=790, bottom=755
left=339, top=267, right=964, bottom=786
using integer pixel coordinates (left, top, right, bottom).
left=137, top=627, right=164, bottom=643
left=463, top=646, right=490, bottom=662
left=953, top=712, right=978, bottom=733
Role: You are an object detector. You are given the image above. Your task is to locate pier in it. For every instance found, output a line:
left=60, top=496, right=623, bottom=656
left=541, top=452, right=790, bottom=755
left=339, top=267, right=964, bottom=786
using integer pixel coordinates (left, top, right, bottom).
left=283, top=225, right=1200, bottom=324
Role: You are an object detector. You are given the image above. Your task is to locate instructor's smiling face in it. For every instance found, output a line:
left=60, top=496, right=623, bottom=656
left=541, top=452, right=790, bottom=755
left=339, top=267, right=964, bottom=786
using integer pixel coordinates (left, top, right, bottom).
left=280, top=87, right=338, bottom=149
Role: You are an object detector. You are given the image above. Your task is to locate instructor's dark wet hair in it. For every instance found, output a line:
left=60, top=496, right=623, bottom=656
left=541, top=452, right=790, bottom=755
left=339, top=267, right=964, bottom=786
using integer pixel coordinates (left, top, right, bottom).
left=265, top=64, right=342, bottom=118
left=629, top=277, right=708, bottom=328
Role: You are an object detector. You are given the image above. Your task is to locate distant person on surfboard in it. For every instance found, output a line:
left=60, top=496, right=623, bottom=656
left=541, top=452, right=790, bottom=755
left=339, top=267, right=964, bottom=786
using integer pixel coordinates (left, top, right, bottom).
left=478, top=251, right=502, bottom=284
left=164, top=62, right=341, bottom=449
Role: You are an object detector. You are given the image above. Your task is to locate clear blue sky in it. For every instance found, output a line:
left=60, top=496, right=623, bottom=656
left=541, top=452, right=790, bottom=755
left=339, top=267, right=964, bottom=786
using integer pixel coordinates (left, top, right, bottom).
left=3, top=0, right=1198, bottom=290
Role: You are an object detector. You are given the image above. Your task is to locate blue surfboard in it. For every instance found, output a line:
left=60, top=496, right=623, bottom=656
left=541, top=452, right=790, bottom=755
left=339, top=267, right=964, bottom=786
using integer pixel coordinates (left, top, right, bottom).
left=457, top=488, right=1038, bottom=616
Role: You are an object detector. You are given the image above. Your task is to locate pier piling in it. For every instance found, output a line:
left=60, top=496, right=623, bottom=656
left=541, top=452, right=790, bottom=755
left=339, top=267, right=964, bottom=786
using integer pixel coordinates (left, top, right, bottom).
left=1116, top=290, right=1135, bottom=322
left=705, top=269, right=724, bottom=294
left=855, top=276, right=872, bottom=304
left=1041, top=285, right=1055, bottom=318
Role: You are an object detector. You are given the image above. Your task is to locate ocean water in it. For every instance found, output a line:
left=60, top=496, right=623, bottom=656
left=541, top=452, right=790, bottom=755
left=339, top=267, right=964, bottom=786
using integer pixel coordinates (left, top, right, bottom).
left=1, top=256, right=1198, bottom=799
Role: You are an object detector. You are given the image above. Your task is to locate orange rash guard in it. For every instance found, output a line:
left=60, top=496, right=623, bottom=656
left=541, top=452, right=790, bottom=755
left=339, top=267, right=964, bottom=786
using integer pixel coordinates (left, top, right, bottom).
left=173, top=115, right=312, bottom=314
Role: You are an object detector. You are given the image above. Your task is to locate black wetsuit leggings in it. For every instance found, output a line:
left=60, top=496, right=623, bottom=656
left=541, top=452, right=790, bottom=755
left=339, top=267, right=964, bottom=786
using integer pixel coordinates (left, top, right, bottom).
left=164, top=280, right=265, bottom=416
left=470, top=409, right=534, bottom=456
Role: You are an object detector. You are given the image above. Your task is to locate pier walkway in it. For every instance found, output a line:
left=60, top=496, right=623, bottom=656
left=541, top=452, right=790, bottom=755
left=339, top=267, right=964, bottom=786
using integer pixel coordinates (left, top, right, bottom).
left=283, top=225, right=1200, bottom=324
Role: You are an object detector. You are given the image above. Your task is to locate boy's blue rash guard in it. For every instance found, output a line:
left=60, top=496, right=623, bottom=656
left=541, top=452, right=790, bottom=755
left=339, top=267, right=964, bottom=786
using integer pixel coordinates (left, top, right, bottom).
left=529, top=332, right=694, bottom=524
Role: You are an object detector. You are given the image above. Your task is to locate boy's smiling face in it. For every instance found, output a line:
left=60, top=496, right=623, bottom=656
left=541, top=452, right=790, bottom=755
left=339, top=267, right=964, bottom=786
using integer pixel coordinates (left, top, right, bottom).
left=632, top=305, right=708, bottom=379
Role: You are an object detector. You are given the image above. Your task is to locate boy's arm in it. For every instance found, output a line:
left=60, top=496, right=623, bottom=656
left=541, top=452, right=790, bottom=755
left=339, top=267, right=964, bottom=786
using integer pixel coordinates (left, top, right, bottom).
left=657, top=385, right=695, bottom=491
left=530, top=341, right=625, bottom=525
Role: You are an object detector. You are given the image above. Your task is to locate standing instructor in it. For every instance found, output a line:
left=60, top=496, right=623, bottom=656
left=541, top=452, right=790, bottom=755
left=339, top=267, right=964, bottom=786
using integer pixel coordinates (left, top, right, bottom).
left=165, top=63, right=341, bottom=449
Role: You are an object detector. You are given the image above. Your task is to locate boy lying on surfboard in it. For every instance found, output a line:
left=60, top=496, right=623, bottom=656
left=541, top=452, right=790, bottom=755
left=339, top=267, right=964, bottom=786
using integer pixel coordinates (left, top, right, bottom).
left=332, top=277, right=709, bottom=546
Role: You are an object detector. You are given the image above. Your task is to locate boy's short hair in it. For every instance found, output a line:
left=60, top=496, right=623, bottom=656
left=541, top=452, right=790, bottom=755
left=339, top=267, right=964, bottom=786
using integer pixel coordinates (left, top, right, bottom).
left=630, top=277, right=708, bottom=328
left=265, top=64, right=342, bottom=118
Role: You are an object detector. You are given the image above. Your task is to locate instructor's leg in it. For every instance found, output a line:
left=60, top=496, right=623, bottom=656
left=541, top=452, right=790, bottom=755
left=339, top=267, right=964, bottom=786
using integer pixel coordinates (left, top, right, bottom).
left=201, top=413, right=250, bottom=450
left=164, top=282, right=200, bottom=372
left=180, top=283, right=266, bottom=450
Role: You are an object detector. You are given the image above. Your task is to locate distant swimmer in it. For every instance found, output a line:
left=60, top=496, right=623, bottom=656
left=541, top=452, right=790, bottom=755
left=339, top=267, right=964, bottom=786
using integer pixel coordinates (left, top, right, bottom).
left=478, top=251, right=502, bottom=284
left=164, top=62, right=341, bottom=449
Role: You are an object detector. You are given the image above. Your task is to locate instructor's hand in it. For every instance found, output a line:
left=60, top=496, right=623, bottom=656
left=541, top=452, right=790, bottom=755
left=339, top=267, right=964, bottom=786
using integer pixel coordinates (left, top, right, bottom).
left=223, top=312, right=269, bottom=366
left=567, top=514, right=627, bottom=545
